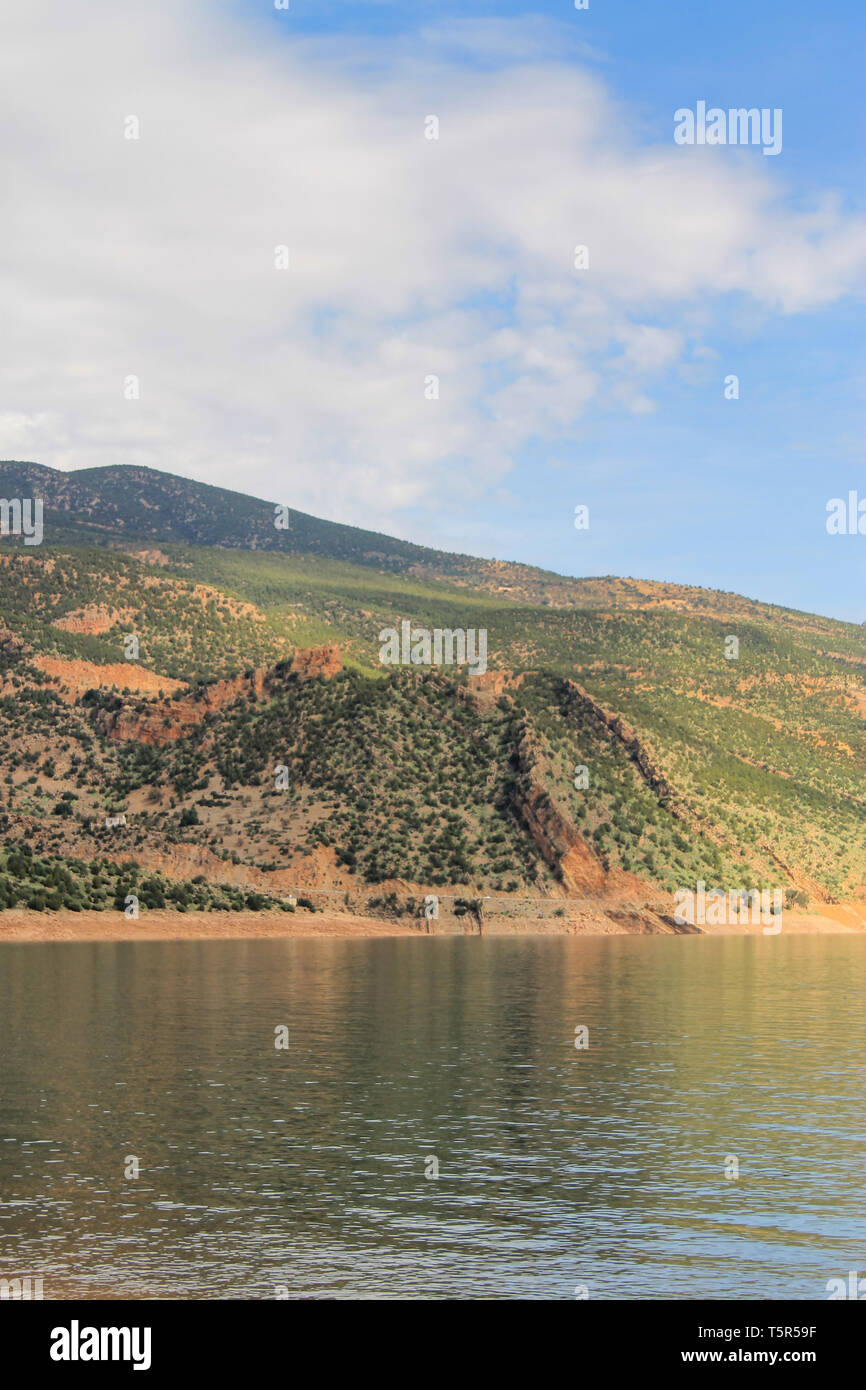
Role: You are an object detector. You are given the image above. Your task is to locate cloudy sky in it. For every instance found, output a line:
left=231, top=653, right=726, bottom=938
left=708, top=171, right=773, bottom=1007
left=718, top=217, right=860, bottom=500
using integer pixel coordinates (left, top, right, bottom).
left=1, top=0, right=864, bottom=618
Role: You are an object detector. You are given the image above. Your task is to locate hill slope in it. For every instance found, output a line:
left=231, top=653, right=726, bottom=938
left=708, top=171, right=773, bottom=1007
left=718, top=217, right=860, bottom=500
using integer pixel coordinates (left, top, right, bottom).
left=1, top=460, right=865, bottom=921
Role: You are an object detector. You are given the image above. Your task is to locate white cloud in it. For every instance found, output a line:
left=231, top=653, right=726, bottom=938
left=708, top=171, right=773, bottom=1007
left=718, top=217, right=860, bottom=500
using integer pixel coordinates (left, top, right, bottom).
left=0, top=2, right=863, bottom=533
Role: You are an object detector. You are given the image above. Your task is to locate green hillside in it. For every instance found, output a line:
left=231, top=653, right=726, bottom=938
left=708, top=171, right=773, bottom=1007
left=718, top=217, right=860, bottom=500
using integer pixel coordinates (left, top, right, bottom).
left=1, top=461, right=865, bottom=912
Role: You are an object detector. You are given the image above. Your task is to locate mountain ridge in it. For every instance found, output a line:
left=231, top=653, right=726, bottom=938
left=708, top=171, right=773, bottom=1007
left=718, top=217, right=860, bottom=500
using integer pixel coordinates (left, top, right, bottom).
left=1, top=459, right=852, bottom=629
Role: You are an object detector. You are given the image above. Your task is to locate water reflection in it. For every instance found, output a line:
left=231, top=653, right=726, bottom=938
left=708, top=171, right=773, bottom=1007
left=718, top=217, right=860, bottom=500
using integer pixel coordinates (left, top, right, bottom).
left=0, top=936, right=863, bottom=1299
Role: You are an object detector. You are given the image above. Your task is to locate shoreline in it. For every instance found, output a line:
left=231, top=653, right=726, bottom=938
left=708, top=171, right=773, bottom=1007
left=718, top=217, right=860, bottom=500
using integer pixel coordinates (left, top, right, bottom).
left=0, top=906, right=863, bottom=942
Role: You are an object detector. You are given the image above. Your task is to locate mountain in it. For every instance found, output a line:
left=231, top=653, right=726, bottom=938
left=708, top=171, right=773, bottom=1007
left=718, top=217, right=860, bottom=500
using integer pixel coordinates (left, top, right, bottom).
left=0, top=459, right=579, bottom=600
left=1, top=460, right=865, bottom=927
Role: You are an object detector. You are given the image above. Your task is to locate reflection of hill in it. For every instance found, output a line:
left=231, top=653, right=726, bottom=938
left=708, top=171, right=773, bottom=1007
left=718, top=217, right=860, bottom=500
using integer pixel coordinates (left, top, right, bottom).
left=2, top=936, right=863, bottom=1297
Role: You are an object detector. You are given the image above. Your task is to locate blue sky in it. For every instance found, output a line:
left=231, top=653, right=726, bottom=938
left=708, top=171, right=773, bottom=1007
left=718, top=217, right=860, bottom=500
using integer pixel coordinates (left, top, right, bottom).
left=3, top=1, right=864, bottom=620
left=235, top=0, right=866, bottom=620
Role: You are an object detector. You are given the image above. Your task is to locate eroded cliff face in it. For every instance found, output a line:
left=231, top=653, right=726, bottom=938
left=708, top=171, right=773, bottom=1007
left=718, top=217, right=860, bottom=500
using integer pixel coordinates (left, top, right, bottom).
left=96, top=699, right=200, bottom=746
left=502, top=725, right=691, bottom=927
left=559, top=678, right=783, bottom=883
left=508, top=725, right=607, bottom=894
left=95, top=644, right=343, bottom=745
left=463, top=671, right=666, bottom=895
left=561, top=679, right=676, bottom=804
left=0, top=628, right=31, bottom=658
left=463, top=670, right=528, bottom=711
left=51, top=605, right=134, bottom=636
left=283, top=645, right=343, bottom=682
left=35, top=656, right=185, bottom=701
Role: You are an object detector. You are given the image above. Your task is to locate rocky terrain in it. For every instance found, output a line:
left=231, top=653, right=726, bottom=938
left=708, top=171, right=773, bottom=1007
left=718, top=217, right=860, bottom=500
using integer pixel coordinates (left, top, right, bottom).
left=1, top=460, right=866, bottom=931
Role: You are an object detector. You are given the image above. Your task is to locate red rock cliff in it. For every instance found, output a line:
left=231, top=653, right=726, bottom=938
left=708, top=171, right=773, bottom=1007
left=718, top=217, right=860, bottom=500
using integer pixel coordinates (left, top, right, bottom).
left=95, top=645, right=343, bottom=745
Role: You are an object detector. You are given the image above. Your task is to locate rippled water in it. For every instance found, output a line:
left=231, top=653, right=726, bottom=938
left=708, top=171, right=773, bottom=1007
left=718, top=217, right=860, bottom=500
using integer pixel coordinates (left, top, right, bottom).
left=0, top=935, right=863, bottom=1299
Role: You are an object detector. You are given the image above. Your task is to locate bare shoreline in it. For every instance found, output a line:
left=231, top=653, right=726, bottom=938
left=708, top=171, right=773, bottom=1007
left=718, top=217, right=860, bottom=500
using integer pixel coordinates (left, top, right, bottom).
left=0, top=905, right=863, bottom=942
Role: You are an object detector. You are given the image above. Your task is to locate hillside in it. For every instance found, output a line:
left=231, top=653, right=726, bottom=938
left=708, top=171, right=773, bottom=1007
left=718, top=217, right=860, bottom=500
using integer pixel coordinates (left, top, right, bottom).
left=1, top=460, right=865, bottom=925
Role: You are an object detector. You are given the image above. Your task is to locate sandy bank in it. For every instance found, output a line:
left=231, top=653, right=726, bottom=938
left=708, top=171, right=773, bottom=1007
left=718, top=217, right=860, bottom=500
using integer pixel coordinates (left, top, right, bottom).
left=0, top=904, right=863, bottom=942
left=0, top=908, right=417, bottom=942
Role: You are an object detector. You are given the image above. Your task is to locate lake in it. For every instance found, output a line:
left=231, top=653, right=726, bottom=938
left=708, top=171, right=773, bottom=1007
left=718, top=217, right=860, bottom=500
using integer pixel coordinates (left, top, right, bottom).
left=0, top=935, right=863, bottom=1299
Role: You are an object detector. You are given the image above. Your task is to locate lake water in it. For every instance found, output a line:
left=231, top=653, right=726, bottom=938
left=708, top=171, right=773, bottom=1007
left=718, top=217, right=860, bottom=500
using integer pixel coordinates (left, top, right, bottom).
left=0, top=935, right=863, bottom=1300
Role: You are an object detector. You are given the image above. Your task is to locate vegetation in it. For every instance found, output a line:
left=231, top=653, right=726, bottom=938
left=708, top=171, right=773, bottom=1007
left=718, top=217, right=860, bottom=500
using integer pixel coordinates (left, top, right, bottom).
left=1, top=459, right=864, bottom=909
left=0, top=840, right=296, bottom=913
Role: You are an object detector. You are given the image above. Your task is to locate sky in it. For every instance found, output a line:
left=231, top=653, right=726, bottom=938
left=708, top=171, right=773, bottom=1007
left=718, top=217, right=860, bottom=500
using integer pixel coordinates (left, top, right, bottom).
left=0, top=0, right=864, bottom=619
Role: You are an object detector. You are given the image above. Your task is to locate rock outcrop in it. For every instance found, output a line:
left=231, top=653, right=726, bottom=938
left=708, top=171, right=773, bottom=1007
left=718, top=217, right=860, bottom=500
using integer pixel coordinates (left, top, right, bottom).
left=508, top=725, right=607, bottom=894
left=0, top=628, right=30, bottom=661
left=95, top=644, right=343, bottom=745
left=561, top=679, right=676, bottom=804
left=35, top=656, right=184, bottom=701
